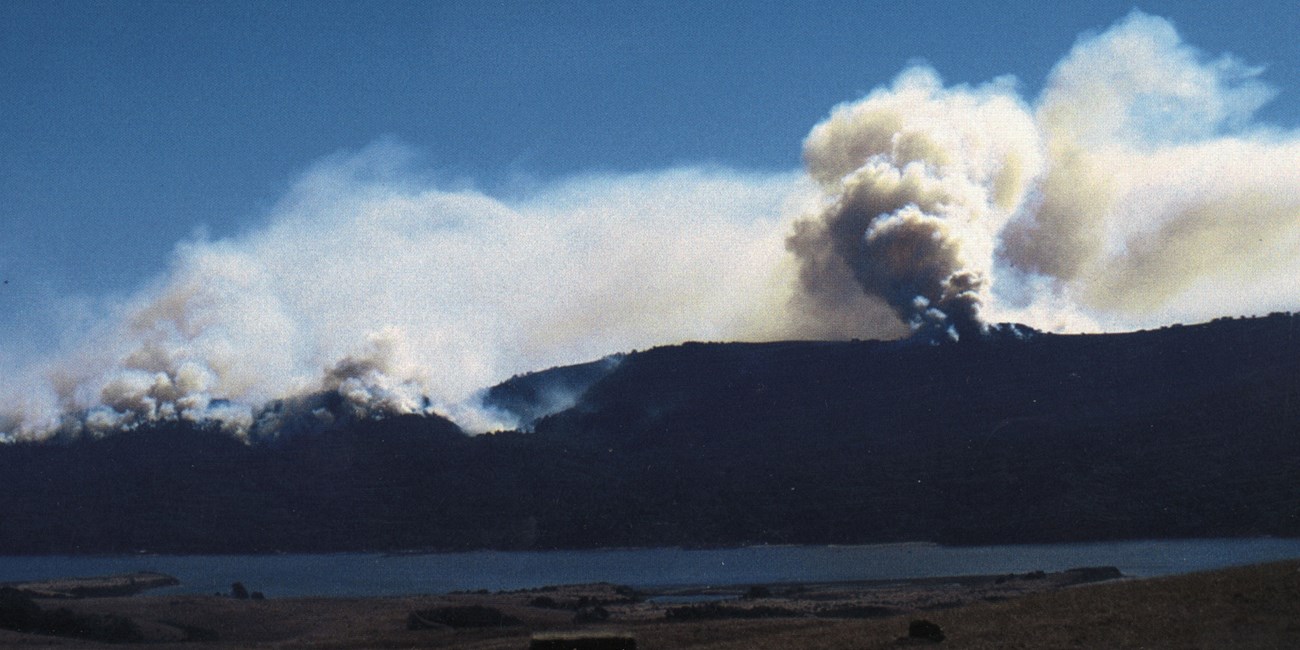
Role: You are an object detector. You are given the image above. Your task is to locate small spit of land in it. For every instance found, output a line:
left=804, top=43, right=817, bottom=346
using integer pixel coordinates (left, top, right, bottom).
left=2, top=572, right=179, bottom=599
left=1, top=560, right=1297, bottom=648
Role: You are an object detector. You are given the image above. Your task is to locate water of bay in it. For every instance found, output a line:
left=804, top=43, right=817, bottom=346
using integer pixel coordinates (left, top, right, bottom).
left=2, top=538, right=1298, bottom=598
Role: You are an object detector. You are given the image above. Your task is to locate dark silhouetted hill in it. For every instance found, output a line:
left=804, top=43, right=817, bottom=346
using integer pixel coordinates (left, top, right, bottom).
left=0, top=313, right=1297, bottom=553
left=483, top=354, right=624, bottom=428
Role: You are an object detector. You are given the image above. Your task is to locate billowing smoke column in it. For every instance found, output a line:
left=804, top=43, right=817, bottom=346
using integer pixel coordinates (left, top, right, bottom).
left=2, top=11, right=1298, bottom=441
left=789, top=69, right=1043, bottom=341
left=789, top=11, right=1299, bottom=338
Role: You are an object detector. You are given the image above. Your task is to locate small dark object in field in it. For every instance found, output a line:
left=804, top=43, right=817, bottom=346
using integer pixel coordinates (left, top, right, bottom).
left=406, top=605, right=520, bottom=629
left=530, top=595, right=560, bottom=608
left=230, top=582, right=249, bottom=599
left=744, top=585, right=772, bottom=599
left=573, top=604, right=610, bottom=623
left=816, top=604, right=899, bottom=619
left=250, top=591, right=265, bottom=600
left=530, top=632, right=637, bottom=649
left=909, top=619, right=945, bottom=642
left=664, top=603, right=804, bottom=621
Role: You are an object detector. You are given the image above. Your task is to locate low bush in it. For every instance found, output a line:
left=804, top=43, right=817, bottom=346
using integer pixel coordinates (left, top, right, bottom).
left=908, top=618, right=945, bottom=642
left=816, top=604, right=899, bottom=619
left=664, top=603, right=804, bottom=621
left=407, top=605, right=520, bottom=629
left=0, top=588, right=142, bottom=643
left=530, top=632, right=637, bottom=649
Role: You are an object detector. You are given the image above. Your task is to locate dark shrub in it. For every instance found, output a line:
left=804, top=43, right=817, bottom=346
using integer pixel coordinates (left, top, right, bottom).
left=0, top=589, right=142, bottom=644
left=530, top=633, right=637, bottom=650
left=0, top=588, right=40, bottom=631
left=816, top=604, right=899, bottom=619
left=230, top=582, right=249, bottom=599
left=39, top=608, right=143, bottom=644
left=573, top=605, right=610, bottom=623
left=909, top=618, right=945, bottom=642
left=664, top=603, right=803, bottom=621
left=407, top=605, right=519, bottom=629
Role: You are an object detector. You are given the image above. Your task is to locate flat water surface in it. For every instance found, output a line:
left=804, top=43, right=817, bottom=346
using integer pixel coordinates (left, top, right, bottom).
left=2, top=538, right=1299, bottom=597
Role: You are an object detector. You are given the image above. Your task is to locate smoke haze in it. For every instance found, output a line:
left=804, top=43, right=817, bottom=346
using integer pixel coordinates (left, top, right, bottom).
left=2, top=11, right=1297, bottom=439
left=0, top=156, right=810, bottom=439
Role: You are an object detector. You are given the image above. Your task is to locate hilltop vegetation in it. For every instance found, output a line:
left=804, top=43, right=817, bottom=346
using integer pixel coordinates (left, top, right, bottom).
left=0, top=314, right=1297, bottom=553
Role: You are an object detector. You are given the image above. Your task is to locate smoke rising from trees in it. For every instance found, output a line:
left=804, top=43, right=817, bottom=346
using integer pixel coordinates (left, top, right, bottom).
left=1, top=11, right=1297, bottom=440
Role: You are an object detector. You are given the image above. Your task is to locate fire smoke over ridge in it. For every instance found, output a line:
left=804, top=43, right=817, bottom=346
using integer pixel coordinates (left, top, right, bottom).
left=789, top=67, right=1042, bottom=341
left=789, top=12, right=1299, bottom=339
left=2, top=12, right=1297, bottom=440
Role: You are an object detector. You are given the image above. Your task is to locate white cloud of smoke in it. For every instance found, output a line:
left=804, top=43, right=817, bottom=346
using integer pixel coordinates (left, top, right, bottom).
left=0, top=155, right=810, bottom=440
left=792, top=11, right=1300, bottom=337
left=996, top=12, right=1299, bottom=328
left=1, top=11, right=1297, bottom=440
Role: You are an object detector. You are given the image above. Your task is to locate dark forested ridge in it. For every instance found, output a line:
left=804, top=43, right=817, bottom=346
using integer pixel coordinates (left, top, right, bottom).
left=2, top=314, right=1298, bottom=553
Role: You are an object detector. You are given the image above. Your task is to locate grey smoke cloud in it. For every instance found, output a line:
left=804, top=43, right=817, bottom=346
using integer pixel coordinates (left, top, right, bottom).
left=790, top=68, right=1042, bottom=340
left=2, top=11, right=1298, bottom=440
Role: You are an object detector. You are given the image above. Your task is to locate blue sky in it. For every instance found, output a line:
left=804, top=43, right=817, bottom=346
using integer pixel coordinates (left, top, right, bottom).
left=0, top=1, right=1297, bottom=355
left=2, top=1, right=1299, bottom=436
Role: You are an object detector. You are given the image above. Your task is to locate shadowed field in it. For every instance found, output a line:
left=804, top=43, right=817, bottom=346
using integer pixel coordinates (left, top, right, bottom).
left=0, top=560, right=1296, bottom=648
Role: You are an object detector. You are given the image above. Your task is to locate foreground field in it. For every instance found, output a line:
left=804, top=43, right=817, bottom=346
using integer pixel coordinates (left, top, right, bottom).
left=2, top=560, right=1297, bottom=648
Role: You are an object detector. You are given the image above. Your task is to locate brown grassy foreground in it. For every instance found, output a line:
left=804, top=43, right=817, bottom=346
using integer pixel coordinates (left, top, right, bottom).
left=1, top=560, right=1297, bottom=649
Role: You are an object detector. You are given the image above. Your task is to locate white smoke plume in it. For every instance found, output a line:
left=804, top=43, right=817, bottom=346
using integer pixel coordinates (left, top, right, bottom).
left=998, top=12, right=1300, bottom=328
left=0, top=152, right=810, bottom=440
left=789, top=11, right=1299, bottom=338
left=2, top=11, right=1297, bottom=440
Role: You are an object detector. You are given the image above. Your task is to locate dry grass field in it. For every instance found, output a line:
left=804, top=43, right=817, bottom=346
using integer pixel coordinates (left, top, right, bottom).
left=1, top=560, right=1297, bottom=648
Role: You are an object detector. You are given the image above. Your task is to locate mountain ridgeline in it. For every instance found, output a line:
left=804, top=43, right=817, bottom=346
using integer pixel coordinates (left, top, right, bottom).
left=2, top=314, right=1298, bottom=553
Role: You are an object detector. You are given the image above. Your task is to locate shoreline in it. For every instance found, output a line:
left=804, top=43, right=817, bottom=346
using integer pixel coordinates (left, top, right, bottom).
left=0, top=560, right=1296, bottom=648
left=1, top=571, right=180, bottom=599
